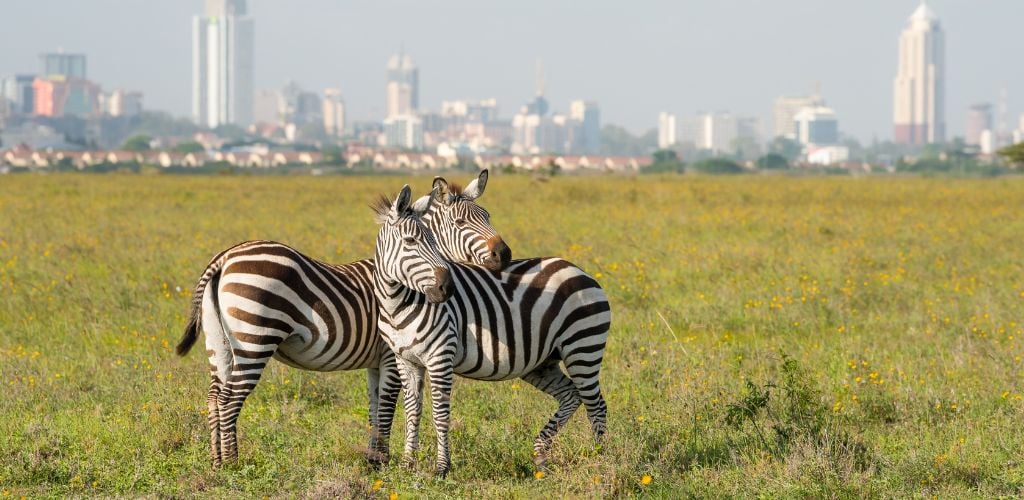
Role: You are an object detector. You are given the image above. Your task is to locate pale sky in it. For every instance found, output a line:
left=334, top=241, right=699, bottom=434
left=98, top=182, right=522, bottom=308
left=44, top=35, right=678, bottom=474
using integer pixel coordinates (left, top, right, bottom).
left=1, top=0, right=1021, bottom=142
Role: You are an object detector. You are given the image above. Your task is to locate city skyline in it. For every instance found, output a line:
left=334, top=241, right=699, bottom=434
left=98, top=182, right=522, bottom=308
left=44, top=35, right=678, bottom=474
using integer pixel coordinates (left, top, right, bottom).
left=1, top=1, right=1022, bottom=141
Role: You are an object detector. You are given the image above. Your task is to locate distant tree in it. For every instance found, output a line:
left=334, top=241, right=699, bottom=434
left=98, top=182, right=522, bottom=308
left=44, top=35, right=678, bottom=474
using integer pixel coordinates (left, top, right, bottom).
left=600, top=125, right=657, bottom=156
left=756, top=153, right=790, bottom=170
left=122, top=134, right=152, bottom=152
left=690, top=158, right=744, bottom=174
left=214, top=124, right=247, bottom=142
left=998, top=142, right=1024, bottom=168
left=172, top=140, right=205, bottom=154
left=769, top=137, right=802, bottom=161
left=322, top=145, right=346, bottom=165
left=642, top=149, right=685, bottom=174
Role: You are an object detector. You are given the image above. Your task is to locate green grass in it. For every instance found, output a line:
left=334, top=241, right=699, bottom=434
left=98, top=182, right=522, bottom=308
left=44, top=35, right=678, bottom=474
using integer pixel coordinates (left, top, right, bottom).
left=2, top=173, right=1024, bottom=497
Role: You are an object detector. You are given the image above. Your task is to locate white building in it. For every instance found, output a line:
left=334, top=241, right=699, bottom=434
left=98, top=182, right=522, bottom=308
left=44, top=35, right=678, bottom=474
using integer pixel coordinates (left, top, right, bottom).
left=679, top=112, right=757, bottom=155
left=383, top=115, right=424, bottom=150
left=773, top=94, right=823, bottom=139
left=793, top=106, right=839, bottom=146
left=386, top=53, right=418, bottom=119
left=322, top=88, right=346, bottom=138
left=893, top=2, right=945, bottom=144
left=192, top=0, right=254, bottom=128
left=657, top=112, right=677, bottom=149
left=569, top=100, right=601, bottom=154
left=104, top=89, right=143, bottom=117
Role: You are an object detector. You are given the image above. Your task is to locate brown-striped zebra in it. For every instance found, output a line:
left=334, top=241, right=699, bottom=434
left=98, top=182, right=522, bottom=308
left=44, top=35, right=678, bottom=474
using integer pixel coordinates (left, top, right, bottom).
left=175, top=171, right=507, bottom=468
left=372, top=185, right=612, bottom=478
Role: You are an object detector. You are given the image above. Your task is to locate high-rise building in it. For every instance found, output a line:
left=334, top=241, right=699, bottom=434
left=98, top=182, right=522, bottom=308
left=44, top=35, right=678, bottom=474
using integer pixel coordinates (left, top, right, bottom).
left=793, top=106, right=839, bottom=146
left=323, top=88, right=346, bottom=138
left=252, top=89, right=279, bottom=124
left=569, top=100, right=600, bottom=154
left=383, top=114, right=424, bottom=149
left=773, top=94, right=823, bottom=139
left=658, top=112, right=677, bottom=149
left=104, top=89, right=143, bottom=117
left=965, top=103, right=993, bottom=146
left=679, top=112, right=755, bottom=154
left=32, top=76, right=100, bottom=118
left=386, top=53, right=418, bottom=118
left=40, top=52, right=87, bottom=79
left=893, top=2, right=945, bottom=145
left=192, top=0, right=254, bottom=128
left=1, top=75, right=37, bottom=115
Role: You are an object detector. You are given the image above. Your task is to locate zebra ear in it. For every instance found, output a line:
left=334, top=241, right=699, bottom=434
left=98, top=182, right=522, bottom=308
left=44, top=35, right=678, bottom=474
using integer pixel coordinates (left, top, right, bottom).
left=462, top=169, right=488, bottom=200
left=412, top=186, right=439, bottom=216
left=389, top=185, right=413, bottom=222
left=433, top=176, right=452, bottom=205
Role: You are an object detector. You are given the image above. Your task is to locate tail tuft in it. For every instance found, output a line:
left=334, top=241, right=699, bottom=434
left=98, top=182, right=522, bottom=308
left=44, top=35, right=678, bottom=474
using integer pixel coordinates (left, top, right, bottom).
left=177, top=313, right=200, bottom=356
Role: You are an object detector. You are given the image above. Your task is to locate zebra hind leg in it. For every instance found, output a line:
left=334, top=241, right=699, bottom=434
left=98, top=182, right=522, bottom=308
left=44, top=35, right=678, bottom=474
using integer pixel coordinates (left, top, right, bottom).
left=520, top=360, right=581, bottom=469
left=217, top=357, right=270, bottom=465
left=207, top=376, right=224, bottom=468
left=563, top=351, right=609, bottom=445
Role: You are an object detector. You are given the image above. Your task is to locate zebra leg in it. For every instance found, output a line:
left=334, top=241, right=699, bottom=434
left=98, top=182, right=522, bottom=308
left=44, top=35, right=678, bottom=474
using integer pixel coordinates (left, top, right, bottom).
left=564, top=354, right=608, bottom=444
left=206, top=376, right=223, bottom=468
left=366, top=367, right=383, bottom=466
left=371, top=351, right=402, bottom=467
left=217, top=356, right=270, bottom=464
left=396, top=357, right=425, bottom=469
left=426, top=358, right=455, bottom=478
left=521, top=360, right=582, bottom=468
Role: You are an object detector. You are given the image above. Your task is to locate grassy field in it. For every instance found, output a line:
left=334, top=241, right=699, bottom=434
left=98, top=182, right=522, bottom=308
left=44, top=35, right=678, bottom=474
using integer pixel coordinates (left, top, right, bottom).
left=2, top=173, right=1024, bottom=497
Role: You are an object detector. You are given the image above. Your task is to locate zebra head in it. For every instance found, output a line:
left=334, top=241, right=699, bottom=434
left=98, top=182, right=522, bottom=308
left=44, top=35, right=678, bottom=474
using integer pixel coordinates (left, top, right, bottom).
left=416, top=169, right=512, bottom=272
left=373, top=185, right=453, bottom=303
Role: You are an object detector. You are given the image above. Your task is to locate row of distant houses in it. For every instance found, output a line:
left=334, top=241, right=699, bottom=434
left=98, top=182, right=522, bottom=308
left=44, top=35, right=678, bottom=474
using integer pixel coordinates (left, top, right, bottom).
left=1, top=146, right=652, bottom=172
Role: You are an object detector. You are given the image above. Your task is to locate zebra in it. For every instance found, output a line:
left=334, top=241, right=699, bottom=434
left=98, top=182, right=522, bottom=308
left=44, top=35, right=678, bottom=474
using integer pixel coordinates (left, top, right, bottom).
left=372, top=183, right=612, bottom=478
left=175, top=171, right=508, bottom=468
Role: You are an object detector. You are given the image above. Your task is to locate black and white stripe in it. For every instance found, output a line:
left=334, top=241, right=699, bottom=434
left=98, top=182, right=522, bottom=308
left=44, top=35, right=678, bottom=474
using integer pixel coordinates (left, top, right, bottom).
left=373, top=202, right=611, bottom=477
left=176, top=172, right=509, bottom=469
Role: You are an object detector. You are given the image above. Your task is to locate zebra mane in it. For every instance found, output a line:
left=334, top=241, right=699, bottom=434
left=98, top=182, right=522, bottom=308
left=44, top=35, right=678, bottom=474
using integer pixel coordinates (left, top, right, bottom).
left=370, top=194, right=394, bottom=224
left=446, top=182, right=465, bottom=198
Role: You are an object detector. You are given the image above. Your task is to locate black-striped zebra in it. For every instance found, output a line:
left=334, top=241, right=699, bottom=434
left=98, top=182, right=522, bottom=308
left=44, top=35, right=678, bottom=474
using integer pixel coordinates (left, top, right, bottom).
left=372, top=185, right=612, bottom=478
left=175, top=171, right=508, bottom=468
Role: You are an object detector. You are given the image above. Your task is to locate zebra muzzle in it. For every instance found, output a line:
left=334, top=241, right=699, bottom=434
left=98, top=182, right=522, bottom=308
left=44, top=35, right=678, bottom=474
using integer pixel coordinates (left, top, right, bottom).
left=484, top=236, right=512, bottom=271
left=426, top=266, right=453, bottom=303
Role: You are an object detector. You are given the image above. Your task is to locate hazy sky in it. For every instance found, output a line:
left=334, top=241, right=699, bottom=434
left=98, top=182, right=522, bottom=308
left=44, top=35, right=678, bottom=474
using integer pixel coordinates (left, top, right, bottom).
left=2, top=0, right=1022, bottom=141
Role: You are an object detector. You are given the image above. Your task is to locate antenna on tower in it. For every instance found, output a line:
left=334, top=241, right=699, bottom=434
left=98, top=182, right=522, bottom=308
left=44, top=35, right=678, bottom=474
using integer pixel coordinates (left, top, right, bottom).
left=535, top=59, right=545, bottom=97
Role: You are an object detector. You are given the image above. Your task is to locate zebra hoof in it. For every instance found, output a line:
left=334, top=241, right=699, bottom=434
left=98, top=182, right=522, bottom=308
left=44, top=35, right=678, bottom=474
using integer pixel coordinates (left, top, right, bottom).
left=366, top=450, right=389, bottom=469
left=434, top=467, right=450, bottom=479
left=401, top=456, right=416, bottom=469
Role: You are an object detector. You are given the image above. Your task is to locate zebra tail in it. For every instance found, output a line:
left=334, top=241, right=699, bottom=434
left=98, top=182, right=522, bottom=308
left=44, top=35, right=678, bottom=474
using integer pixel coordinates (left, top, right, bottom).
left=177, top=255, right=225, bottom=357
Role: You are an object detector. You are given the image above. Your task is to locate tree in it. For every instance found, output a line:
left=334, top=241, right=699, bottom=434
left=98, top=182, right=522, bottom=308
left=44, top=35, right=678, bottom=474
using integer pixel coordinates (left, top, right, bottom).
left=998, top=142, right=1024, bottom=168
left=600, top=125, right=657, bottom=156
left=642, top=149, right=685, bottom=174
left=322, top=145, right=346, bottom=165
left=173, top=140, right=205, bottom=154
left=690, top=158, right=744, bottom=174
left=122, top=134, right=152, bottom=152
left=756, top=153, right=789, bottom=170
left=769, top=137, right=802, bottom=161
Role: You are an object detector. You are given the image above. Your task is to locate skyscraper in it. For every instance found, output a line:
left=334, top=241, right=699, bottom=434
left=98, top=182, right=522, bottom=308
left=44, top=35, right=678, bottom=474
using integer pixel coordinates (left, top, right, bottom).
left=965, top=103, right=993, bottom=146
left=569, top=100, right=600, bottom=154
left=386, top=53, right=418, bottom=118
left=192, top=0, right=254, bottom=128
left=893, top=2, right=945, bottom=145
left=773, top=94, right=823, bottom=139
left=658, top=112, right=677, bottom=149
left=322, top=88, right=346, bottom=138
left=40, top=52, right=87, bottom=79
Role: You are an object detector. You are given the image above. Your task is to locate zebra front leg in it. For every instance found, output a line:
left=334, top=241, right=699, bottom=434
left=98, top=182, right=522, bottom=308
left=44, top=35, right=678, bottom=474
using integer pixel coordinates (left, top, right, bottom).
left=521, top=361, right=582, bottom=468
left=370, top=351, right=402, bottom=467
left=396, top=357, right=425, bottom=469
left=426, top=358, right=455, bottom=478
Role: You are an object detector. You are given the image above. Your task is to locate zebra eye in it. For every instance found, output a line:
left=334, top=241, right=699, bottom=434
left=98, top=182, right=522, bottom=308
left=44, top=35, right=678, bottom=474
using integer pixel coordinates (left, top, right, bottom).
left=455, top=218, right=467, bottom=226
left=403, top=236, right=416, bottom=245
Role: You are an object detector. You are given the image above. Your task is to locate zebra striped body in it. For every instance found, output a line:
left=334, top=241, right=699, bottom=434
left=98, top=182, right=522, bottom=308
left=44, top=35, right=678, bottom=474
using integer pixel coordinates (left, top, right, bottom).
left=177, top=171, right=508, bottom=469
left=373, top=252, right=611, bottom=476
